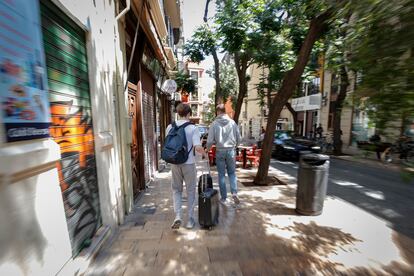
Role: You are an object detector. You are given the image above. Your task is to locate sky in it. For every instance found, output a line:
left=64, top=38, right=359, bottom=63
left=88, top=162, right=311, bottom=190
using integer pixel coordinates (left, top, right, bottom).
left=181, top=0, right=219, bottom=99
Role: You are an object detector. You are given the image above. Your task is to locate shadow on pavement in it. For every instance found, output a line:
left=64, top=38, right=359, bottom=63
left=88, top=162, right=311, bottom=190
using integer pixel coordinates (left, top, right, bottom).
left=84, top=168, right=414, bottom=275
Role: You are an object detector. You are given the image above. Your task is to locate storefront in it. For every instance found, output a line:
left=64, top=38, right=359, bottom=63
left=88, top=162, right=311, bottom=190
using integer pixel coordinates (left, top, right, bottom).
left=40, top=0, right=102, bottom=255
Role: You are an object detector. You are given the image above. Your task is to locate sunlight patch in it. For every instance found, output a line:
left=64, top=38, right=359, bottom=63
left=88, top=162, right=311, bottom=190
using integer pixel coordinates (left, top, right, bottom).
left=364, top=191, right=385, bottom=200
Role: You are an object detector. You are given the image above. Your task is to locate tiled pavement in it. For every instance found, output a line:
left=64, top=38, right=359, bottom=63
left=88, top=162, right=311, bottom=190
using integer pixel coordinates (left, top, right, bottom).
left=85, top=162, right=414, bottom=276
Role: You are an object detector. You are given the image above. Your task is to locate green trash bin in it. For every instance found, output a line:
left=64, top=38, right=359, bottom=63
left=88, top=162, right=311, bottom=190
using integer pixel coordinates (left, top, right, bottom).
left=296, top=154, right=330, bottom=216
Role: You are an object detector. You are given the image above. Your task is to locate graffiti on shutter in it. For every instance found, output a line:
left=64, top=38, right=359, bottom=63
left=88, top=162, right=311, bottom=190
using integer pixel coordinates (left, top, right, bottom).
left=41, top=0, right=101, bottom=256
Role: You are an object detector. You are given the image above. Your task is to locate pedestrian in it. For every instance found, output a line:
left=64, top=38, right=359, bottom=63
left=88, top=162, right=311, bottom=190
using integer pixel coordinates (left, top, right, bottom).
left=369, top=133, right=382, bottom=160
left=165, top=103, right=206, bottom=229
left=316, top=124, right=324, bottom=138
left=258, top=127, right=265, bottom=148
left=207, top=104, right=241, bottom=206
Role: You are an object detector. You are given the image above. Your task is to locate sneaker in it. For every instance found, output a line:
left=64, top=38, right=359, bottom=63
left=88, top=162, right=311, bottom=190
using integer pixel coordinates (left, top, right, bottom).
left=185, top=218, right=195, bottom=229
left=171, top=218, right=181, bottom=229
left=220, top=198, right=228, bottom=207
left=232, top=194, right=240, bottom=205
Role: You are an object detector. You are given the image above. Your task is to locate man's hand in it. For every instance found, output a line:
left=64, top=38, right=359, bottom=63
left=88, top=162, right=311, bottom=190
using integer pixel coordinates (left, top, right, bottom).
left=195, top=145, right=207, bottom=159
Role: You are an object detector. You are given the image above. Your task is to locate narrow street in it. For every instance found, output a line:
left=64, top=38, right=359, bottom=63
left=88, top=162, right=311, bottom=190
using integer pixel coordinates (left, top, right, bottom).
left=270, top=158, right=414, bottom=239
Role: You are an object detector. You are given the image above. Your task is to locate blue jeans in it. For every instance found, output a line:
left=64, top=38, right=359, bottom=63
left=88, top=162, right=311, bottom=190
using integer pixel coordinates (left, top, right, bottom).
left=216, top=149, right=238, bottom=200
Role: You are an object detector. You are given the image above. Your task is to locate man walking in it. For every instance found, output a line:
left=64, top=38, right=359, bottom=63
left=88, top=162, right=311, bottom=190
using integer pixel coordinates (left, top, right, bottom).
left=207, top=104, right=241, bottom=205
left=165, top=104, right=205, bottom=229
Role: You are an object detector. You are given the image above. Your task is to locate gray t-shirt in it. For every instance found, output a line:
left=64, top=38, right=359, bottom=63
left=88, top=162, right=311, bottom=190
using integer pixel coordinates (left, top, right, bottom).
left=166, top=120, right=201, bottom=164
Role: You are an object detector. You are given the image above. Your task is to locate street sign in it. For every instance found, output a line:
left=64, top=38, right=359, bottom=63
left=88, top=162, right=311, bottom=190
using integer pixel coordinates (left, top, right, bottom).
left=162, top=79, right=177, bottom=95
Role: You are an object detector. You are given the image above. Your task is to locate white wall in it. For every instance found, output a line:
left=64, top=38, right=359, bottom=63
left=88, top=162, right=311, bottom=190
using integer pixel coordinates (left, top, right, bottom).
left=0, top=141, right=72, bottom=275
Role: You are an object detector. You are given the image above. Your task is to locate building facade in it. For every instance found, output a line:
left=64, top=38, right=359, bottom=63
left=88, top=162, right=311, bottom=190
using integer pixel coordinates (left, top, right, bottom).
left=0, top=0, right=181, bottom=275
left=180, top=61, right=211, bottom=124
left=239, top=64, right=293, bottom=140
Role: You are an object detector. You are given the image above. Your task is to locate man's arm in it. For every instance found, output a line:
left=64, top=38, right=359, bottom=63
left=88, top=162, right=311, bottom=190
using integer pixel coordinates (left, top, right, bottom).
left=206, top=122, right=215, bottom=150
left=192, top=126, right=206, bottom=157
left=235, top=123, right=241, bottom=147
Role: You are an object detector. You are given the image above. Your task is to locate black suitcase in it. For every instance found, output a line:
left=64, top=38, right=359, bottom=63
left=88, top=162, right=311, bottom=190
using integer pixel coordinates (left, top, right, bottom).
left=198, top=173, right=219, bottom=229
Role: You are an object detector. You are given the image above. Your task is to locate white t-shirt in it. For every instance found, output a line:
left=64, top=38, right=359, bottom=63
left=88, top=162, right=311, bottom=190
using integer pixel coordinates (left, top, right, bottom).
left=166, top=120, right=201, bottom=164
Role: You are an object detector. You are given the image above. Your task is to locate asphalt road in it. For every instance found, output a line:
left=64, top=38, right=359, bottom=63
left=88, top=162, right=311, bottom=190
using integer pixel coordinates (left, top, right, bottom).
left=270, top=157, right=414, bottom=239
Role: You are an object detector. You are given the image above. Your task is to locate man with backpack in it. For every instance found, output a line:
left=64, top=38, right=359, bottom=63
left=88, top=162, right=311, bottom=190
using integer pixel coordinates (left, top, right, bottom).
left=162, top=103, right=206, bottom=229
left=206, top=104, right=241, bottom=206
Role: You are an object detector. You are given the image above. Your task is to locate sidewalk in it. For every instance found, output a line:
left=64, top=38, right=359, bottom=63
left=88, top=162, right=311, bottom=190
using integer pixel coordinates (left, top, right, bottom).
left=85, top=162, right=414, bottom=276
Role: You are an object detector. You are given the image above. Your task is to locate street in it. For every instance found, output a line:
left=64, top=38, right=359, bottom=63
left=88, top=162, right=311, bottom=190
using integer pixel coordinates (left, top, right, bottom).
left=270, top=157, right=414, bottom=240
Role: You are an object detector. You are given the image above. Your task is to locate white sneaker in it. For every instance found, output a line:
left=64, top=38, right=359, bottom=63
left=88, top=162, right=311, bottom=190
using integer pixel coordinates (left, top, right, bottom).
left=171, top=218, right=181, bottom=229
left=185, top=218, right=195, bottom=229
left=220, top=198, right=228, bottom=207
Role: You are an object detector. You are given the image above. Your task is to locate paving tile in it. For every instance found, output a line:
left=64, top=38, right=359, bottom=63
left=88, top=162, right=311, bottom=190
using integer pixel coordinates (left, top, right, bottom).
left=134, top=239, right=160, bottom=252
left=107, top=239, right=136, bottom=252
left=119, top=228, right=163, bottom=240
left=155, top=248, right=182, bottom=267
left=87, top=167, right=414, bottom=275
left=180, top=245, right=210, bottom=262
left=144, top=220, right=171, bottom=230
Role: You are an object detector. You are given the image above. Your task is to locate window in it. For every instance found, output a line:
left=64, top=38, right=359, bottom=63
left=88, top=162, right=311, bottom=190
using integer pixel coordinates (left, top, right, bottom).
left=249, top=119, right=253, bottom=138
left=190, top=71, right=199, bottom=82
left=308, top=77, right=320, bottom=95
left=191, top=104, right=198, bottom=116
left=190, top=87, right=198, bottom=101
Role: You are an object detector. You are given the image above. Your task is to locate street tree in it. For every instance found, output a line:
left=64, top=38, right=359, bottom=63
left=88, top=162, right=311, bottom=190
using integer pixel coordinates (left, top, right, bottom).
left=184, top=24, right=221, bottom=107
left=215, top=0, right=268, bottom=124
left=254, top=1, right=336, bottom=185
left=320, top=15, right=351, bottom=155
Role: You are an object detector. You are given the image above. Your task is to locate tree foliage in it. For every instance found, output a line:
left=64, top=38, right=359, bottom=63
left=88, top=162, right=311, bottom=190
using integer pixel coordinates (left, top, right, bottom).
left=184, top=24, right=217, bottom=63
left=174, top=70, right=197, bottom=94
left=344, top=0, right=414, bottom=135
left=208, top=62, right=239, bottom=104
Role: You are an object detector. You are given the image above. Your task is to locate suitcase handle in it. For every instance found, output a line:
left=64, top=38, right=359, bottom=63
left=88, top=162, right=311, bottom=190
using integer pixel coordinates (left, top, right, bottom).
left=200, top=157, right=211, bottom=193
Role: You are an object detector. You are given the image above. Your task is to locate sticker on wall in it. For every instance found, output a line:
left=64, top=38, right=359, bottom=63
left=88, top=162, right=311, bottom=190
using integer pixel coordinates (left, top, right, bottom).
left=0, top=0, right=50, bottom=142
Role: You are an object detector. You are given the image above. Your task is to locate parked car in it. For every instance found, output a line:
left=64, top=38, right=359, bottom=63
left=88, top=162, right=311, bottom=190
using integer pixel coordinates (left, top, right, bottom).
left=272, top=131, right=321, bottom=160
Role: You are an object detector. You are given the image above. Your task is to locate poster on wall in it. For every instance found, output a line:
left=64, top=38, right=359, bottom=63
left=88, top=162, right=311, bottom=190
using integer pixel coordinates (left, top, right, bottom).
left=0, top=0, right=50, bottom=142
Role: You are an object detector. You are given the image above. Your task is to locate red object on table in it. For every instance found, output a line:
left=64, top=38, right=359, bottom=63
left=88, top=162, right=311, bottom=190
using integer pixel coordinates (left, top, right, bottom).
left=246, top=149, right=262, bottom=167
left=238, top=146, right=254, bottom=169
left=208, top=146, right=216, bottom=166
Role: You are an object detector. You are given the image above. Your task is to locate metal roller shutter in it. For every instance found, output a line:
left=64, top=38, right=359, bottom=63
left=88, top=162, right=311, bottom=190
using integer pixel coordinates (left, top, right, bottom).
left=40, top=0, right=101, bottom=256
left=141, top=68, right=155, bottom=183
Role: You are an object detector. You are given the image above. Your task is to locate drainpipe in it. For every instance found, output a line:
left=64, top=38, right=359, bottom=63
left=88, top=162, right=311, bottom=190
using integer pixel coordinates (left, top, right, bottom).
left=116, top=0, right=131, bottom=21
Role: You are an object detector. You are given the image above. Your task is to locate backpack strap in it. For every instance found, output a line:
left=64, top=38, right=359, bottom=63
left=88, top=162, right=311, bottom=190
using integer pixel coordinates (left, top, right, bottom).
left=177, top=122, right=193, bottom=129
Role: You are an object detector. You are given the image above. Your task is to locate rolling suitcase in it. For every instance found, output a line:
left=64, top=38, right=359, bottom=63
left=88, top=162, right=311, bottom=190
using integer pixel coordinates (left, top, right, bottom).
left=198, top=160, right=219, bottom=229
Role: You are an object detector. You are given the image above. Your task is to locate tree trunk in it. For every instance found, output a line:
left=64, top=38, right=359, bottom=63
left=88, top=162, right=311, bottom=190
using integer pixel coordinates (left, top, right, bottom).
left=212, top=50, right=221, bottom=108
left=267, top=72, right=272, bottom=111
left=254, top=11, right=331, bottom=185
left=203, top=0, right=212, bottom=22
left=333, top=65, right=349, bottom=155
left=233, top=52, right=249, bottom=124
left=285, top=102, right=298, bottom=135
